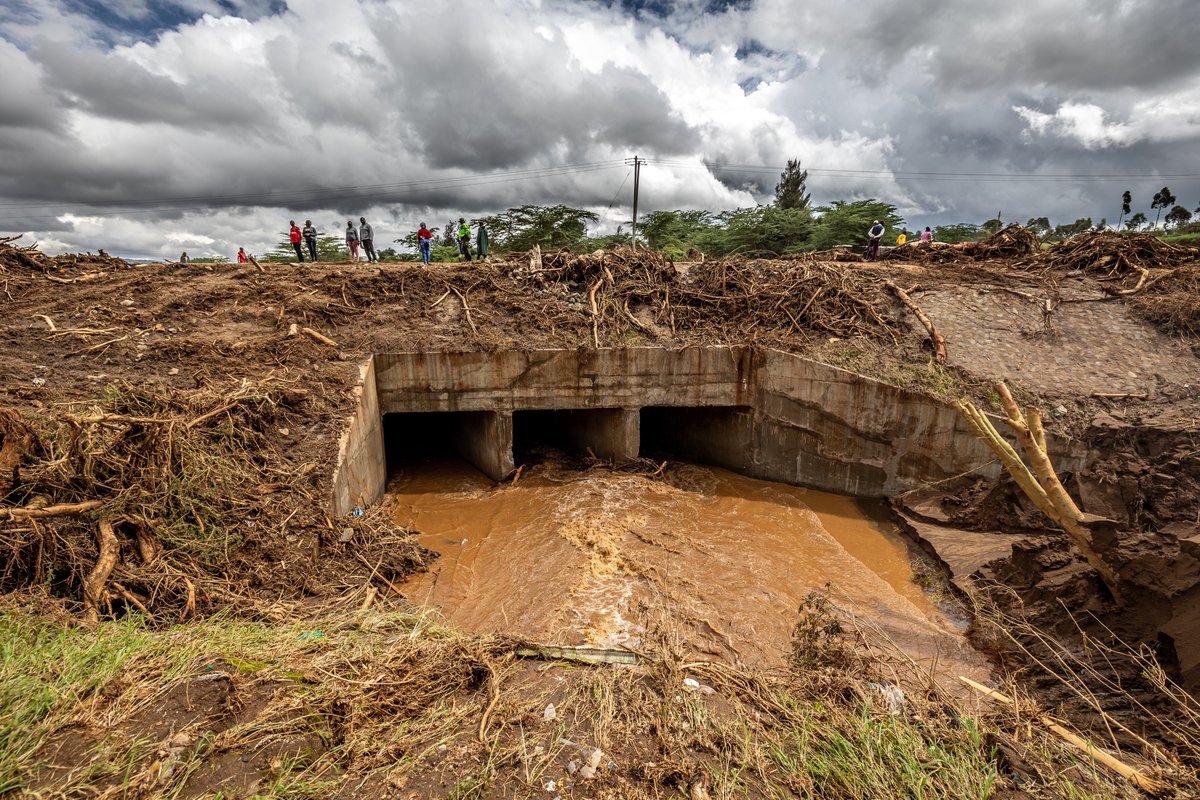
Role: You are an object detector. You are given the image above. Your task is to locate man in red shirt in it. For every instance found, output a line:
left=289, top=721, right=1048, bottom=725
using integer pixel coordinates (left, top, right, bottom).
left=237, top=247, right=248, bottom=263
left=417, top=222, right=433, bottom=264
left=289, top=220, right=304, bottom=262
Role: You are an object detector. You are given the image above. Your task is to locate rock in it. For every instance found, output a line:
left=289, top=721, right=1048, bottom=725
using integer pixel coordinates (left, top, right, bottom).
left=543, top=703, right=556, bottom=722
left=338, top=527, right=354, bottom=543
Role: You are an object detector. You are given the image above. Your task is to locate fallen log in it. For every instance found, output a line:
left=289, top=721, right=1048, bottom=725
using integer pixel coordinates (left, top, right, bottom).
left=953, top=384, right=1122, bottom=600
left=960, top=676, right=1167, bottom=796
left=886, top=280, right=946, bottom=363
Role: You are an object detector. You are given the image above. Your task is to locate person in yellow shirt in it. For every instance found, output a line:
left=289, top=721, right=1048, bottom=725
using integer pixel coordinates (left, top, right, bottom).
left=897, top=232, right=907, bottom=246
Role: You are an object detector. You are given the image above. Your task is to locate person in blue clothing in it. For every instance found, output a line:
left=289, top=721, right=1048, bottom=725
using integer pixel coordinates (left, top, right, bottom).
left=417, top=222, right=433, bottom=264
left=866, top=220, right=885, bottom=261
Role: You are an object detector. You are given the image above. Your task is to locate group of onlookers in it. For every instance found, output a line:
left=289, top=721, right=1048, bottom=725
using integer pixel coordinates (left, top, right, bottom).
left=416, top=218, right=489, bottom=264
left=282, top=218, right=378, bottom=263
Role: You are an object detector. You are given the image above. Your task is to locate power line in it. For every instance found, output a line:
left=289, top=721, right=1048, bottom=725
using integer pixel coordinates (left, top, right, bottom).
left=643, top=159, right=1200, bottom=182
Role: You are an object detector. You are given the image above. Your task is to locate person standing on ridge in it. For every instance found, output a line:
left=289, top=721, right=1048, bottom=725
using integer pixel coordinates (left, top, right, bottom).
left=921, top=226, right=934, bottom=243
left=866, top=219, right=885, bottom=261
left=302, top=220, right=319, bottom=262
left=359, top=217, right=377, bottom=263
left=417, top=222, right=433, bottom=264
left=237, top=247, right=248, bottom=263
left=457, top=217, right=472, bottom=261
left=289, top=221, right=304, bottom=262
left=345, top=220, right=360, bottom=262
left=475, top=221, right=489, bottom=261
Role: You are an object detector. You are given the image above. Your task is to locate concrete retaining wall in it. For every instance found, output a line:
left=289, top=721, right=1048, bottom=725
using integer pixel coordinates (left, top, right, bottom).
left=330, top=358, right=386, bottom=516
left=329, top=347, right=1086, bottom=513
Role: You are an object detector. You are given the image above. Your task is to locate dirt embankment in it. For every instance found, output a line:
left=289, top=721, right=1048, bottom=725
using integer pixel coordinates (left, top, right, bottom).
left=3, top=230, right=1200, bottom=795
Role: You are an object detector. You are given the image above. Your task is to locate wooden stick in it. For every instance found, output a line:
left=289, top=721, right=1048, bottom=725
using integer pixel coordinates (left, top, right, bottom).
left=249, top=255, right=265, bottom=273
left=959, top=676, right=1168, bottom=796
left=588, top=279, right=603, bottom=347
left=185, top=402, right=237, bottom=429
left=33, top=314, right=57, bottom=331
left=182, top=578, right=196, bottom=621
left=886, top=280, right=946, bottom=363
left=300, top=326, right=339, bottom=348
left=446, top=286, right=478, bottom=336
left=0, top=500, right=103, bottom=521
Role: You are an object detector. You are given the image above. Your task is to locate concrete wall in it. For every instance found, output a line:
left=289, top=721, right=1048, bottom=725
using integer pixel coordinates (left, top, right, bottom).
left=330, top=358, right=386, bottom=516
left=452, top=411, right=515, bottom=481
left=330, top=347, right=1087, bottom=512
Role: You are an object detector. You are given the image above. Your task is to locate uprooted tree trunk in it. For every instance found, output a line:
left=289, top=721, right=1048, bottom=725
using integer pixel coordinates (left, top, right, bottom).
left=954, top=383, right=1122, bottom=601
left=82, top=515, right=162, bottom=623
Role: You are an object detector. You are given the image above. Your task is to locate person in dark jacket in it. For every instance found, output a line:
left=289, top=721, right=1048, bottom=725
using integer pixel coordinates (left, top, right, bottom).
left=303, top=220, right=318, bottom=262
left=289, top=221, right=304, bottom=262
left=866, top=220, right=885, bottom=261
left=359, top=217, right=377, bottom=263
left=475, top=222, right=489, bottom=261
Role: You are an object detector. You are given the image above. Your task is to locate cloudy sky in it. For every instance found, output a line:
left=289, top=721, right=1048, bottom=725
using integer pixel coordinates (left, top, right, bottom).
left=1, top=0, right=1198, bottom=259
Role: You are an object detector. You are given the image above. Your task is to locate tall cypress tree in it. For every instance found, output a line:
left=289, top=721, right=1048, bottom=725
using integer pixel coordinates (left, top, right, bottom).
left=773, top=158, right=811, bottom=211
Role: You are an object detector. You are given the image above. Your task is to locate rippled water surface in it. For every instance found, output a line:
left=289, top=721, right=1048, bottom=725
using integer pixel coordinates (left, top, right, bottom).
left=391, top=455, right=985, bottom=674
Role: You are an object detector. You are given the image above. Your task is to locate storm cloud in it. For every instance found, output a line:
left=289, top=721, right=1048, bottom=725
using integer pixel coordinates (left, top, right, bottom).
left=0, top=0, right=1197, bottom=259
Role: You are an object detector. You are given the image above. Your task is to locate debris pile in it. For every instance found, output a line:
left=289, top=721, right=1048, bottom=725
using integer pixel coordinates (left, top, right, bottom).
left=0, top=380, right=430, bottom=621
left=500, top=245, right=894, bottom=345
left=0, top=234, right=128, bottom=274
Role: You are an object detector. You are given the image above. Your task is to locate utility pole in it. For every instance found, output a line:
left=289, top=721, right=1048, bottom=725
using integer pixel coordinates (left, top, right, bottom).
left=626, top=155, right=642, bottom=249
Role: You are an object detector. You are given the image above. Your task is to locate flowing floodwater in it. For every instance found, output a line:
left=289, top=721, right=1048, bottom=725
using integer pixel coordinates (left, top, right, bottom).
left=391, top=454, right=988, bottom=676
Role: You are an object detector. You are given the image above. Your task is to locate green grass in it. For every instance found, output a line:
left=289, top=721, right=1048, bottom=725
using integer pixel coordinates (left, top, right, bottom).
left=0, top=602, right=1146, bottom=799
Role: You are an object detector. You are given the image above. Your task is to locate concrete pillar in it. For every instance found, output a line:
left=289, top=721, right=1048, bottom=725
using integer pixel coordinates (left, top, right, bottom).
left=565, top=407, right=640, bottom=462
left=452, top=410, right=514, bottom=481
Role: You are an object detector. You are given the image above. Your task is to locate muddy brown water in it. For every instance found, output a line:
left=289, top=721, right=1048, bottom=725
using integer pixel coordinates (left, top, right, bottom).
left=390, top=455, right=989, bottom=679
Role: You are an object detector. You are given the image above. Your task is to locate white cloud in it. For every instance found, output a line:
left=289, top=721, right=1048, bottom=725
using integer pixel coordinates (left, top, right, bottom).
left=2, top=0, right=1199, bottom=255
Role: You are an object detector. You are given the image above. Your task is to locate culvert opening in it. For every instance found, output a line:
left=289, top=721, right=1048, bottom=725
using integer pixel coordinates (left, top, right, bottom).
left=512, top=408, right=627, bottom=463
left=640, top=405, right=754, bottom=468
left=384, top=411, right=485, bottom=475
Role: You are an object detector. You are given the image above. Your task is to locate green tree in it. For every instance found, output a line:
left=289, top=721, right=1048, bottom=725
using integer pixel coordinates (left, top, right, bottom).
left=933, top=223, right=982, bottom=243
left=640, top=210, right=714, bottom=256
left=1125, top=212, right=1148, bottom=231
left=1052, top=218, right=1093, bottom=239
left=475, top=205, right=599, bottom=252
left=1164, top=205, right=1193, bottom=228
left=1151, top=186, right=1176, bottom=228
left=806, top=200, right=902, bottom=251
left=697, top=205, right=814, bottom=256
left=1118, top=189, right=1132, bottom=229
left=773, top=158, right=811, bottom=211
left=1025, top=217, right=1051, bottom=237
